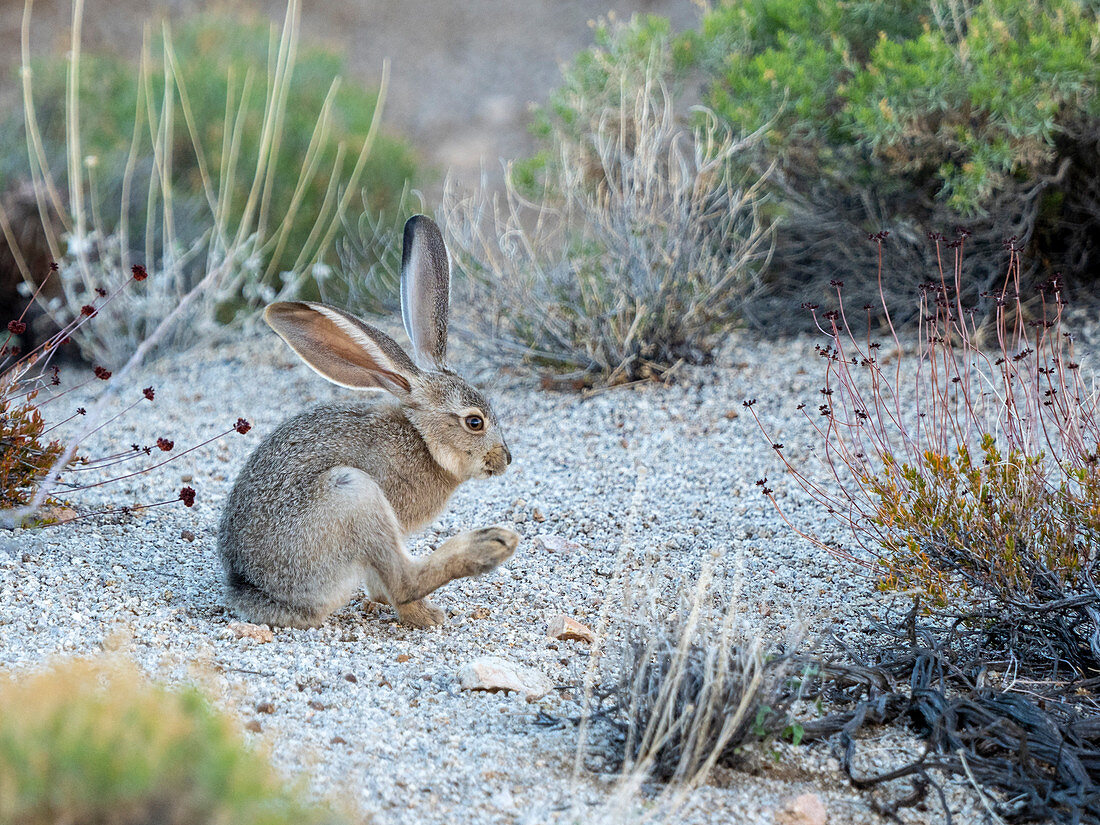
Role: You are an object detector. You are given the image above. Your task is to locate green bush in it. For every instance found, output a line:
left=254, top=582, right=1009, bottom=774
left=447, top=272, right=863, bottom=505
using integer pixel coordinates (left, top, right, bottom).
left=687, top=0, right=1100, bottom=310
left=0, top=658, right=349, bottom=825
left=5, top=10, right=418, bottom=292
left=533, top=4, right=1100, bottom=323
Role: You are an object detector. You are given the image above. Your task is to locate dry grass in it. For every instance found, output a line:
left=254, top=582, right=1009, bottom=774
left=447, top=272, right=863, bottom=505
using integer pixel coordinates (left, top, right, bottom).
left=441, top=68, right=772, bottom=384
left=562, top=468, right=804, bottom=822
left=5, top=0, right=387, bottom=366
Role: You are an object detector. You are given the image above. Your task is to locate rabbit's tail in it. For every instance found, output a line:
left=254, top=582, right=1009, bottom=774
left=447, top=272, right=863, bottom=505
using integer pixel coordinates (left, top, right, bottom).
left=224, top=569, right=325, bottom=629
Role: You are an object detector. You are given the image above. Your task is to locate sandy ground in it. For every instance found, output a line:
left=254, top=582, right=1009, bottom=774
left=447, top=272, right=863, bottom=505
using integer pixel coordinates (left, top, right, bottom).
left=0, top=325, right=993, bottom=824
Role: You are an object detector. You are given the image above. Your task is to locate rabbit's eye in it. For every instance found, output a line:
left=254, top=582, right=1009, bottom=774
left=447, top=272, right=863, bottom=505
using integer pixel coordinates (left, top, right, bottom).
left=463, top=414, right=485, bottom=432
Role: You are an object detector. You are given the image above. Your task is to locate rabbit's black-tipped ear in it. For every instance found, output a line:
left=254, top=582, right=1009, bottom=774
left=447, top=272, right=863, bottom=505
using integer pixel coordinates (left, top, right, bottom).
left=400, top=215, right=450, bottom=370
left=264, top=301, right=420, bottom=396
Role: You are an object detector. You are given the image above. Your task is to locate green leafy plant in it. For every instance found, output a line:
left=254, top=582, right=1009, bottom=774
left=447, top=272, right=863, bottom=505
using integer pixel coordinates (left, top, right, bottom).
left=870, top=436, right=1100, bottom=608
left=688, top=0, right=1100, bottom=312
left=0, top=657, right=349, bottom=825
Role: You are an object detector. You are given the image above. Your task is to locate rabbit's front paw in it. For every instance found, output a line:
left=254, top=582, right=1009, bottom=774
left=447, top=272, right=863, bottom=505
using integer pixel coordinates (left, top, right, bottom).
left=460, top=526, right=519, bottom=576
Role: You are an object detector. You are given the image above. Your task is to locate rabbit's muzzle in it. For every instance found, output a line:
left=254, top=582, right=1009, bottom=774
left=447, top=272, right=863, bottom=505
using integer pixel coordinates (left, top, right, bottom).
left=485, top=443, right=512, bottom=476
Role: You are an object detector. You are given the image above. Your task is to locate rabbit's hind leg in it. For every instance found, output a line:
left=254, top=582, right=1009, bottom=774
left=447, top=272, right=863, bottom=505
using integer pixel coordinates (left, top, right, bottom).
left=329, top=467, right=445, bottom=626
left=334, top=469, right=516, bottom=621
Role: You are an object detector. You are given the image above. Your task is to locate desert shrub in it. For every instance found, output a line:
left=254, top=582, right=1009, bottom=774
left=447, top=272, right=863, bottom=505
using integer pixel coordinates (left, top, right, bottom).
left=0, top=261, right=251, bottom=527
left=606, top=622, right=805, bottom=782
left=540, top=4, right=1100, bottom=324
left=0, top=658, right=348, bottom=825
left=577, top=558, right=806, bottom=788
left=686, top=0, right=1100, bottom=315
left=14, top=8, right=416, bottom=277
left=0, top=379, right=63, bottom=510
left=749, top=233, right=1100, bottom=670
left=744, top=235, right=1100, bottom=819
left=871, top=435, right=1100, bottom=611
left=443, top=50, right=771, bottom=384
left=4, top=2, right=416, bottom=362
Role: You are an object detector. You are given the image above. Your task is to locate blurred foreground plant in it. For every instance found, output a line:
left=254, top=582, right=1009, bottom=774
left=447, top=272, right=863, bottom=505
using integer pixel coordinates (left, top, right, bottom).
left=0, top=657, right=348, bottom=825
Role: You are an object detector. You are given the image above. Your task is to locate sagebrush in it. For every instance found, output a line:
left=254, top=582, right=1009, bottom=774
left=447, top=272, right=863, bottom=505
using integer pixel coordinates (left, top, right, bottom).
left=443, top=61, right=771, bottom=383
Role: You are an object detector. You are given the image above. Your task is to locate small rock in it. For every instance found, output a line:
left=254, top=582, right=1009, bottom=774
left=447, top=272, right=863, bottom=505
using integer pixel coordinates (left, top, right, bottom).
left=774, top=793, right=827, bottom=825
left=344, top=673, right=358, bottom=683
left=256, top=701, right=275, bottom=714
left=228, top=622, right=274, bottom=643
left=533, top=535, right=584, bottom=555
left=243, top=720, right=263, bottom=733
left=547, top=614, right=595, bottom=643
left=36, top=506, right=77, bottom=525
left=532, top=508, right=546, bottom=522
left=396, top=654, right=410, bottom=663
left=469, top=607, right=491, bottom=620
left=331, top=735, right=347, bottom=745
left=181, top=474, right=194, bottom=482
left=457, top=656, right=552, bottom=699
left=308, top=699, right=326, bottom=711
left=180, top=529, right=195, bottom=542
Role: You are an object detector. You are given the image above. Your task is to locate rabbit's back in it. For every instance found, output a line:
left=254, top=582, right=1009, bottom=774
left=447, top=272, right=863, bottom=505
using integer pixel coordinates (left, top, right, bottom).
left=219, top=400, right=456, bottom=558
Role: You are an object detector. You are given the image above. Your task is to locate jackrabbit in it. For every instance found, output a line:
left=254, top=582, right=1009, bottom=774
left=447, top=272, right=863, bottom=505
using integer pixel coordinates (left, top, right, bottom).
left=217, top=215, right=518, bottom=628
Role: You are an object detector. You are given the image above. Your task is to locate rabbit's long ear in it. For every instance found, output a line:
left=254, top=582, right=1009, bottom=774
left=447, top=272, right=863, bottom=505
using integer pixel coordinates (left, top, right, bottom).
left=400, top=215, right=451, bottom=370
left=264, top=301, right=420, bottom=396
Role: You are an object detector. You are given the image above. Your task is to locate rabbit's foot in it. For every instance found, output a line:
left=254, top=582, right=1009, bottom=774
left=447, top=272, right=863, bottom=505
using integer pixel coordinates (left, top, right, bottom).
left=444, top=526, right=519, bottom=577
left=397, top=598, right=445, bottom=627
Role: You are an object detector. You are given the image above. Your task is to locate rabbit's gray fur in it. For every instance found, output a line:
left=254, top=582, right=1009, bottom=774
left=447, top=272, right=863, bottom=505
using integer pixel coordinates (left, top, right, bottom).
left=216, top=216, right=517, bottom=629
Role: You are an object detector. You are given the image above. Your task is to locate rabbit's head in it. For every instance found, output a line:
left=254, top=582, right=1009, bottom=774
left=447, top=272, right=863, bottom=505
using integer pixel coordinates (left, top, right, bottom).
left=263, top=215, right=511, bottom=481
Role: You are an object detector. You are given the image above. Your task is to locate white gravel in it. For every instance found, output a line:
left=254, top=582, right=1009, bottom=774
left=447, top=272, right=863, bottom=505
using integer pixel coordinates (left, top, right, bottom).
left=0, top=326, right=1007, bottom=824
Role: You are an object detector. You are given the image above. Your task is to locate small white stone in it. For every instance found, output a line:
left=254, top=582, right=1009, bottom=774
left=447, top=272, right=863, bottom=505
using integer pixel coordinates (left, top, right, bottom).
left=457, top=656, right=552, bottom=699
left=774, top=793, right=828, bottom=825
left=546, top=614, right=595, bottom=643
left=533, top=535, right=584, bottom=555
left=226, top=621, right=274, bottom=643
